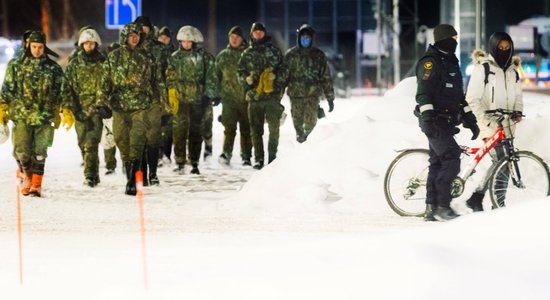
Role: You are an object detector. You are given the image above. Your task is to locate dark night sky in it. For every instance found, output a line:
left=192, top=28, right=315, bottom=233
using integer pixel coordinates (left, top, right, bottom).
left=4, top=0, right=549, bottom=52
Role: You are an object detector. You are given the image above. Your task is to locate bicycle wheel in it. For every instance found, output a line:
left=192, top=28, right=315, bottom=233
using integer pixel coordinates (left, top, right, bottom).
left=488, top=151, right=550, bottom=208
left=384, top=149, right=430, bottom=217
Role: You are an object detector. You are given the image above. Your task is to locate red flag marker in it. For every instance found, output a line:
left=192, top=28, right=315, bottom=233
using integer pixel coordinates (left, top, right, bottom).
left=16, top=169, right=23, bottom=284
left=135, top=170, right=148, bottom=289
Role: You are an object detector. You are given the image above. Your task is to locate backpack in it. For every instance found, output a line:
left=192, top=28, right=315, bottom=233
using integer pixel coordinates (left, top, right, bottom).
left=481, top=61, right=519, bottom=85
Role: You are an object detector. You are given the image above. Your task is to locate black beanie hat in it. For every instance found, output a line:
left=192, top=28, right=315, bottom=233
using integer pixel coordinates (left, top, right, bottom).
left=158, top=26, right=172, bottom=38
left=229, top=26, right=245, bottom=39
left=134, top=16, right=153, bottom=28
left=250, top=22, right=266, bottom=35
left=434, top=24, right=458, bottom=42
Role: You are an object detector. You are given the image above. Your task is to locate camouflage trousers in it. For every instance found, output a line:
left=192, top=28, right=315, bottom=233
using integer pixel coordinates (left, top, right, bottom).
left=173, top=102, right=204, bottom=165
left=161, top=114, right=173, bottom=159
left=221, top=101, right=251, bottom=160
left=201, top=104, right=213, bottom=151
left=75, top=115, right=102, bottom=180
left=12, top=121, right=55, bottom=175
left=290, top=97, right=319, bottom=142
left=145, top=103, right=163, bottom=148
left=112, top=109, right=149, bottom=163
left=104, top=146, right=117, bottom=170
left=248, top=99, right=283, bottom=164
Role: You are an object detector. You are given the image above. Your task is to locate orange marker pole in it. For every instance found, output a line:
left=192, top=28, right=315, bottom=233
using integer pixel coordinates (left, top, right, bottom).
left=135, top=170, right=148, bottom=289
left=15, top=169, right=23, bottom=285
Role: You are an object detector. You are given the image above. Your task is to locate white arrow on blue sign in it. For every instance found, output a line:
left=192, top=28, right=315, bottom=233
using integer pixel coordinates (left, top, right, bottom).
left=105, top=0, right=142, bottom=29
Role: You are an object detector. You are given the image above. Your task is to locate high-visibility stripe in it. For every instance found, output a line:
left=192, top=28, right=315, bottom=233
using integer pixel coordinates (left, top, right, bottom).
left=419, top=104, right=434, bottom=113
left=463, top=106, right=472, bottom=113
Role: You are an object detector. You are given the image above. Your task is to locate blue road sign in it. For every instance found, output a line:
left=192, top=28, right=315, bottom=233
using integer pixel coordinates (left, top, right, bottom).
left=106, top=0, right=142, bottom=30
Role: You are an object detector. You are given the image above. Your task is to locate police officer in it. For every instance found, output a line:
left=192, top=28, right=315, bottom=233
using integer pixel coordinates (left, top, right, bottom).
left=415, top=24, right=480, bottom=221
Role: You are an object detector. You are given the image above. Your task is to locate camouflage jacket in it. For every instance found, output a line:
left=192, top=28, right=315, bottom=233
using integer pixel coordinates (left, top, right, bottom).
left=141, top=34, right=170, bottom=108
left=99, top=45, right=157, bottom=112
left=280, top=46, right=334, bottom=101
left=0, top=55, right=65, bottom=125
left=215, top=44, right=246, bottom=104
left=237, top=37, right=283, bottom=101
left=63, top=50, right=105, bottom=119
left=166, top=46, right=217, bottom=104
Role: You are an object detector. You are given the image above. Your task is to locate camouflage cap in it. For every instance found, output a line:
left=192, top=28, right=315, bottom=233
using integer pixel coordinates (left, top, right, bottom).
left=28, top=31, right=46, bottom=44
left=158, top=26, right=172, bottom=38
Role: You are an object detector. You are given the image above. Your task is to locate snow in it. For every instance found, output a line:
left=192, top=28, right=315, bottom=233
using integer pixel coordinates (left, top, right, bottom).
left=1, top=80, right=550, bottom=299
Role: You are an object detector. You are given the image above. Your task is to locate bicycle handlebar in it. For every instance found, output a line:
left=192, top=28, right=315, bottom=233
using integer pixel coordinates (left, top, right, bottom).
left=485, top=109, right=524, bottom=116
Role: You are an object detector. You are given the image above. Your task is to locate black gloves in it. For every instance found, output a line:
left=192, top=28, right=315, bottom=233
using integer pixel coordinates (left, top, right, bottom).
left=419, top=110, right=437, bottom=138
left=211, top=97, right=221, bottom=106
left=328, top=99, right=334, bottom=112
left=98, top=106, right=112, bottom=119
left=462, top=111, right=480, bottom=140
left=317, top=106, right=326, bottom=119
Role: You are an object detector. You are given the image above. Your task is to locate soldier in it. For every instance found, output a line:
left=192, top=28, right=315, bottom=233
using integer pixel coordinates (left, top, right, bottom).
left=0, top=31, right=70, bottom=197
left=63, top=28, right=109, bottom=187
left=157, top=26, right=177, bottom=165
left=99, top=22, right=170, bottom=195
left=280, top=24, right=335, bottom=143
left=215, top=25, right=252, bottom=166
left=237, top=22, right=284, bottom=170
left=134, top=16, right=171, bottom=186
left=166, top=26, right=217, bottom=175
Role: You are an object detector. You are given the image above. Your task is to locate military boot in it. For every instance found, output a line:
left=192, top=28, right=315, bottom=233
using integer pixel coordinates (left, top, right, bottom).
left=203, top=143, right=213, bottom=161
left=141, top=151, right=149, bottom=187
left=218, top=153, right=231, bottom=165
left=125, top=161, right=139, bottom=196
left=434, top=207, right=459, bottom=222
left=29, top=174, right=43, bottom=197
left=466, top=192, right=484, bottom=212
left=190, top=163, right=200, bottom=175
left=423, top=204, right=437, bottom=221
left=147, top=147, right=160, bottom=186
left=253, top=161, right=264, bottom=170
left=21, top=170, right=33, bottom=196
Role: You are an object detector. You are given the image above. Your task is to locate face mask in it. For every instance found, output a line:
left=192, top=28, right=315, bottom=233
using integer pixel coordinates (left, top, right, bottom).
left=300, top=35, right=312, bottom=48
left=495, top=49, right=511, bottom=69
left=434, top=38, right=457, bottom=54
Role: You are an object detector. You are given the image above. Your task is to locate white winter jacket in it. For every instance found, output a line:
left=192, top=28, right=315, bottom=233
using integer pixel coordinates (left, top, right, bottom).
left=465, top=49, right=523, bottom=139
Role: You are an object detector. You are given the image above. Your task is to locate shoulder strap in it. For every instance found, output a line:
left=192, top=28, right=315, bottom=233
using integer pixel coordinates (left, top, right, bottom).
left=482, top=62, right=495, bottom=85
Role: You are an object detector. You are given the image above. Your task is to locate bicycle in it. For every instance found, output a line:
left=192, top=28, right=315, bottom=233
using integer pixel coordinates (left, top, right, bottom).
left=384, top=109, right=550, bottom=217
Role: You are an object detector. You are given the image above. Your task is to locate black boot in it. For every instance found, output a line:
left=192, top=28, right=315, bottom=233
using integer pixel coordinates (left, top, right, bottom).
left=253, top=161, right=264, bottom=170
left=148, top=147, right=160, bottom=186
left=466, top=192, right=484, bottom=212
left=125, top=160, right=139, bottom=196
left=423, top=204, right=437, bottom=221
left=191, top=163, right=200, bottom=175
left=141, top=151, right=149, bottom=187
left=434, top=206, right=459, bottom=221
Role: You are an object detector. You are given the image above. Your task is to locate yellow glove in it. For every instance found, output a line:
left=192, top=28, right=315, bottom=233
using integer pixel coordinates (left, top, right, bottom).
left=61, top=108, right=75, bottom=131
left=0, top=103, right=8, bottom=126
left=255, top=73, right=265, bottom=95
left=168, top=88, right=179, bottom=115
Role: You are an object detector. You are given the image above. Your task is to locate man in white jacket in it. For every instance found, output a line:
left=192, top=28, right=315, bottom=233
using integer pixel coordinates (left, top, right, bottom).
left=465, top=32, right=523, bottom=211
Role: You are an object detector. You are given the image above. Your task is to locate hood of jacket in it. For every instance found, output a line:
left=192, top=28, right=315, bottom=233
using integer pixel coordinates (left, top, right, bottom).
left=470, top=49, right=521, bottom=69
left=119, top=22, right=144, bottom=48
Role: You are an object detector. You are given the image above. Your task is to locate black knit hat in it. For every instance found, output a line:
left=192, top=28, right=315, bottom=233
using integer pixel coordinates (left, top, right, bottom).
left=134, top=16, right=153, bottom=28
left=250, top=22, right=266, bottom=35
left=433, top=24, right=458, bottom=42
left=229, top=26, right=244, bottom=39
left=158, top=26, right=172, bottom=38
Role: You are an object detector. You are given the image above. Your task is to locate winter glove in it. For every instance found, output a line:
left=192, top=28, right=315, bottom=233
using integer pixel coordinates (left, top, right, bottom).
left=161, top=114, right=171, bottom=126
left=419, top=110, right=437, bottom=138
left=256, top=68, right=276, bottom=95
left=168, top=88, right=179, bottom=115
left=61, top=108, right=75, bottom=131
left=512, top=111, right=523, bottom=123
left=0, top=103, right=8, bottom=125
left=97, top=106, right=112, bottom=119
left=328, top=99, right=334, bottom=112
left=317, top=106, right=326, bottom=119
left=211, top=97, right=221, bottom=106
left=462, top=111, right=480, bottom=140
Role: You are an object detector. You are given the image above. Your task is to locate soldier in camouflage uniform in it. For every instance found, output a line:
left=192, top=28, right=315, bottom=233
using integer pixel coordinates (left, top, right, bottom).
left=99, top=22, right=169, bottom=195
left=0, top=31, right=70, bottom=197
left=237, top=22, right=284, bottom=170
left=157, top=26, right=177, bottom=165
left=215, top=26, right=252, bottom=166
left=166, top=26, right=217, bottom=175
left=134, top=16, right=171, bottom=186
left=63, top=28, right=108, bottom=187
left=280, top=24, right=335, bottom=143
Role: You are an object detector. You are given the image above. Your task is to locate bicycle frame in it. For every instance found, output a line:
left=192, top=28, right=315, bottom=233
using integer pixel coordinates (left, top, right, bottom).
left=458, top=125, right=506, bottom=182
